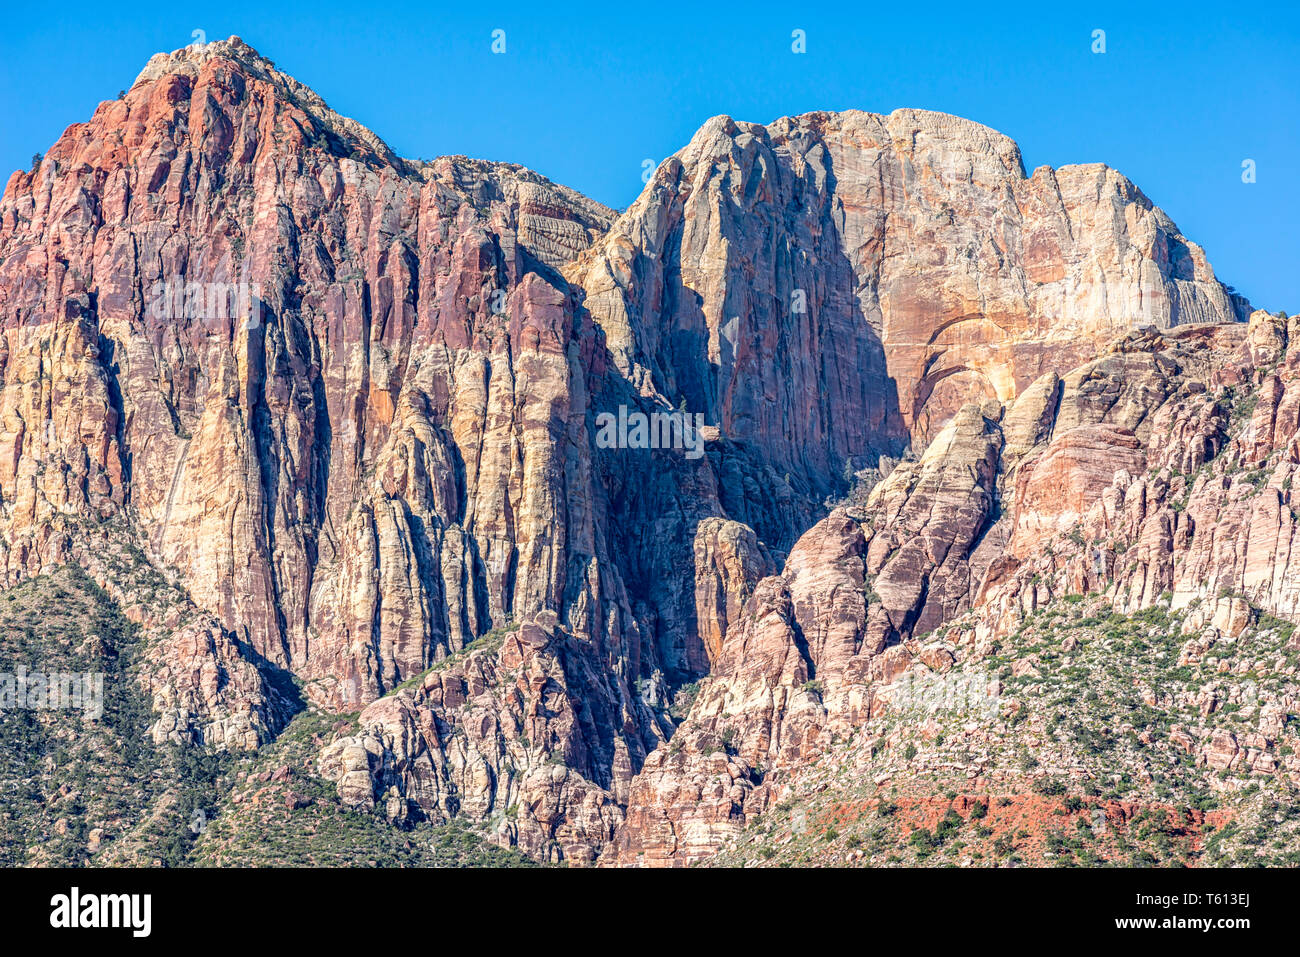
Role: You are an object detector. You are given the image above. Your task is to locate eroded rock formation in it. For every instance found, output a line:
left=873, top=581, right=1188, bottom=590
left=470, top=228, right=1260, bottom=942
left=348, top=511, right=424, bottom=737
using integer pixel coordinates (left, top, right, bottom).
left=1, top=36, right=1278, bottom=864
left=569, top=108, right=1247, bottom=464
left=609, top=312, right=1300, bottom=865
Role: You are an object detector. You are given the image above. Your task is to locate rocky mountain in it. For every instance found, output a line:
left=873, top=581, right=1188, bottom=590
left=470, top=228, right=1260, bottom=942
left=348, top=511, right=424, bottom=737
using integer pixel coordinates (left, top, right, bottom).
left=1, top=37, right=1289, bottom=867
left=607, top=316, right=1300, bottom=864
left=568, top=109, right=1249, bottom=461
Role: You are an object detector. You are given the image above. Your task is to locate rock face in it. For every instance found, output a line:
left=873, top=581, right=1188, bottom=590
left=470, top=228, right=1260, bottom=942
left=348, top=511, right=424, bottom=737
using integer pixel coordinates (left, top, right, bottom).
left=693, top=518, right=774, bottom=665
left=0, top=38, right=680, bottom=856
left=608, top=404, right=1005, bottom=865
left=0, top=36, right=1279, bottom=865
left=316, top=614, right=630, bottom=863
left=0, top=37, right=630, bottom=712
left=1008, top=423, right=1146, bottom=558
left=0, top=37, right=787, bottom=858
left=609, top=311, right=1300, bottom=865
left=569, top=109, right=1247, bottom=461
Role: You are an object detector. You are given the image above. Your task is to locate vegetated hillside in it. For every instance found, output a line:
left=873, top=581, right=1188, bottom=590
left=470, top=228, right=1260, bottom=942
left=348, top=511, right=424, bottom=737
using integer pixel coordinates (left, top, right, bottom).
left=706, top=595, right=1300, bottom=867
left=0, top=568, right=536, bottom=867
left=188, top=708, right=539, bottom=867
left=0, top=567, right=229, bottom=866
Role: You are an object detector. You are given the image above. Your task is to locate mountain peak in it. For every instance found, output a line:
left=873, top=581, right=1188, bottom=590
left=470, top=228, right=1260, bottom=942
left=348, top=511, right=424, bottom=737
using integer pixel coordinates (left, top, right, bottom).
left=131, top=35, right=401, bottom=167
left=134, top=35, right=275, bottom=86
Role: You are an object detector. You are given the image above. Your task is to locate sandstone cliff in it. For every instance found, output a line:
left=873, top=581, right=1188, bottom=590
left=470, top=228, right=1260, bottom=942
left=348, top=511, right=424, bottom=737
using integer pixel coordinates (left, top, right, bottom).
left=569, top=109, right=1247, bottom=467
left=608, top=312, right=1300, bottom=864
left=1, top=37, right=1281, bottom=866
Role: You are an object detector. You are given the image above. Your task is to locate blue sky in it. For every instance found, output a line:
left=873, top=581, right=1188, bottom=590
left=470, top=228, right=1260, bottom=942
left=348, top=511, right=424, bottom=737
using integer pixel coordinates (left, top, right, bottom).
left=1, top=1, right=1296, bottom=309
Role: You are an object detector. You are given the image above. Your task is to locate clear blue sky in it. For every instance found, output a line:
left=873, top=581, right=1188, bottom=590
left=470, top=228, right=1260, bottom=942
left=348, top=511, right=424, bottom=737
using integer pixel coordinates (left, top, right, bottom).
left=1, top=1, right=1296, bottom=309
